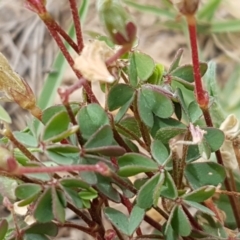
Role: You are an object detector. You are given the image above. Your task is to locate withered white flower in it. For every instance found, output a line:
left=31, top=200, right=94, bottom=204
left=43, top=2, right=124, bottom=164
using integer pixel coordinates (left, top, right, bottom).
left=220, top=114, right=240, bottom=171
left=74, top=40, right=115, bottom=83
left=13, top=201, right=36, bottom=225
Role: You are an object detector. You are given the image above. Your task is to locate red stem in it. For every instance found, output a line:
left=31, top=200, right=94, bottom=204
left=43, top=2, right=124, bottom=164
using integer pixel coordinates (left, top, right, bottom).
left=187, top=15, right=209, bottom=109
left=68, top=0, right=84, bottom=53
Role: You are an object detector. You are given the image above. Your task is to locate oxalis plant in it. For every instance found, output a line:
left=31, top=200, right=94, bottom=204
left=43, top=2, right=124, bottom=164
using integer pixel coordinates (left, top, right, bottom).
left=0, top=0, right=240, bottom=239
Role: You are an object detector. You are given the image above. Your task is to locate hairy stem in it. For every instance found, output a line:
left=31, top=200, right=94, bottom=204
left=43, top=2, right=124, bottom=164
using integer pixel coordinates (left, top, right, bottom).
left=68, top=0, right=84, bottom=53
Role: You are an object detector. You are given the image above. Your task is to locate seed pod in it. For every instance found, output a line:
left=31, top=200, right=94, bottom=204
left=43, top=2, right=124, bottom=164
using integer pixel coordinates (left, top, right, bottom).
left=97, top=0, right=137, bottom=45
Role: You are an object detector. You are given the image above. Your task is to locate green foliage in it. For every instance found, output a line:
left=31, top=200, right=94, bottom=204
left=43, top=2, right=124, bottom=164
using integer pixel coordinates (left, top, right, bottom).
left=1, top=0, right=239, bottom=239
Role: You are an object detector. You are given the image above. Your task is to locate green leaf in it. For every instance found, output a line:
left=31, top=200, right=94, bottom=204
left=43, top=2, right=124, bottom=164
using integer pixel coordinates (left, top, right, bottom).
left=203, top=127, right=224, bottom=152
left=211, top=19, right=240, bottom=33
left=168, top=48, right=184, bottom=73
left=137, top=89, right=153, bottom=127
left=46, top=145, right=80, bottom=165
left=60, top=178, right=90, bottom=189
left=131, top=52, right=155, bottom=81
left=118, top=153, right=158, bottom=177
left=128, top=205, right=145, bottom=235
left=78, top=189, right=98, bottom=200
left=42, top=111, right=70, bottom=142
left=171, top=62, right=208, bottom=83
left=197, top=0, right=221, bottom=21
left=185, top=162, right=226, bottom=189
left=123, top=0, right=175, bottom=19
left=96, top=175, right=121, bottom=203
left=108, top=84, right=135, bottom=111
left=51, top=187, right=65, bottom=224
left=15, top=183, right=42, bottom=200
left=151, top=139, right=169, bottom=165
left=86, top=146, right=126, bottom=156
left=147, top=63, right=164, bottom=85
left=0, top=219, right=8, bottom=240
left=34, top=188, right=54, bottom=223
left=114, top=96, right=135, bottom=122
left=62, top=187, right=83, bottom=209
left=183, top=200, right=215, bottom=216
left=186, top=145, right=201, bottom=163
left=129, top=52, right=138, bottom=87
left=13, top=132, right=38, bottom=148
left=188, top=101, right=202, bottom=123
left=171, top=205, right=191, bottom=237
left=141, top=87, right=174, bottom=118
left=104, top=205, right=145, bottom=236
left=155, top=127, right=186, bottom=144
left=0, top=105, right=11, bottom=123
left=84, top=125, right=113, bottom=148
left=160, top=171, right=178, bottom=199
left=104, top=208, right=129, bottom=235
left=25, top=222, right=58, bottom=237
left=183, top=186, right=215, bottom=202
left=116, top=117, right=141, bottom=139
left=175, top=88, right=190, bottom=121
left=77, top=103, right=109, bottom=139
left=136, top=173, right=162, bottom=209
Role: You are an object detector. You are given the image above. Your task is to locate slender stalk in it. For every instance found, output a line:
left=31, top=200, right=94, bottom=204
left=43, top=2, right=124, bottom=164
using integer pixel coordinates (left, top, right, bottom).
left=13, top=162, right=109, bottom=175
left=58, top=88, right=84, bottom=146
left=68, top=0, right=84, bottom=53
left=115, top=123, right=147, bottom=150
left=186, top=15, right=209, bottom=109
left=110, top=171, right=137, bottom=194
left=182, top=205, right=203, bottom=231
left=55, top=221, right=96, bottom=238
left=67, top=202, right=95, bottom=227
left=106, top=45, right=131, bottom=66
left=178, top=130, right=191, bottom=189
left=144, top=214, right=162, bottom=232
left=3, top=129, right=40, bottom=163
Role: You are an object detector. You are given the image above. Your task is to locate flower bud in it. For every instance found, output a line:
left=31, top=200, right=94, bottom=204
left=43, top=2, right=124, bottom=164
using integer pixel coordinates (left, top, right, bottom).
left=173, top=0, right=200, bottom=15
left=97, top=0, right=137, bottom=45
left=0, top=52, right=42, bottom=120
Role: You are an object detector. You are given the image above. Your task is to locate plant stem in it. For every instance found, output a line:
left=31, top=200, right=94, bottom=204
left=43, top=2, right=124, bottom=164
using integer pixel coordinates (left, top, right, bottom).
left=67, top=202, right=95, bottom=227
left=58, top=88, right=84, bottom=146
left=144, top=214, right=162, bottom=232
left=115, top=123, right=147, bottom=150
left=55, top=221, right=96, bottom=238
left=39, top=14, right=98, bottom=103
left=186, top=15, right=209, bottom=109
left=110, top=171, right=137, bottom=194
left=14, top=162, right=109, bottom=175
left=182, top=205, right=203, bottom=231
left=106, top=45, right=131, bottom=66
left=186, top=13, right=240, bottom=228
left=68, top=0, right=84, bottom=53
left=3, top=128, right=40, bottom=163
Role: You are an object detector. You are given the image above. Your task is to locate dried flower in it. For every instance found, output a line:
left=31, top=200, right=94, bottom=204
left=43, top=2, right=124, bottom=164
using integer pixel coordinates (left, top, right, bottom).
left=220, top=114, right=240, bottom=171
left=74, top=40, right=115, bottom=83
left=0, top=52, right=42, bottom=120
